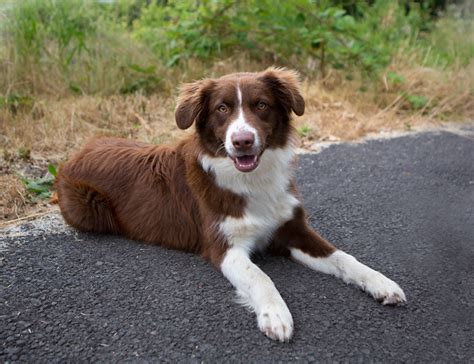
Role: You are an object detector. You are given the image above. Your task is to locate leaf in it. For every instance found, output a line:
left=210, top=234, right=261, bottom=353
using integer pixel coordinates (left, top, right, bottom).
left=295, top=13, right=306, bottom=25
left=68, top=82, right=82, bottom=94
left=406, top=94, right=428, bottom=110
left=48, top=163, right=58, bottom=177
left=165, top=54, right=181, bottom=67
left=128, top=63, right=156, bottom=74
left=387, top=71, right=405, bottom=85
left=21, top=167, right=56, bottom=200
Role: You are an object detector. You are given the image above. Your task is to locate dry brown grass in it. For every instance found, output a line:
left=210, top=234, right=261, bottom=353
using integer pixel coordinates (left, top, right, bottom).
left=0, top=174, right=28, bottom=220
left=3, top=62, right=472, bottom=156
left=296, top=60, right=473, bottom=146
left=1, top=59, right=473, bottom=224
left=1, top=94, right=180, bottom=160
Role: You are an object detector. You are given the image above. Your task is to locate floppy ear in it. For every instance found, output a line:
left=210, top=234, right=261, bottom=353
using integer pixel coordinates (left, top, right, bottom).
left=259, top=67, right=305, bottom=116
left=175, top=79, right=215, bottom=130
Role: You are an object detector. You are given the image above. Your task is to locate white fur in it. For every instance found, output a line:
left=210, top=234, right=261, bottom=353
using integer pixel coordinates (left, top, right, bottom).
left=200, top=145, right=299, bottom=252
left=202, top=101, right=299, bottom=341
left=290, top=249, right=406, bottom=305
left=224, top=86, right=260, bottom=156
left=221, top=247, right=293, bottom=341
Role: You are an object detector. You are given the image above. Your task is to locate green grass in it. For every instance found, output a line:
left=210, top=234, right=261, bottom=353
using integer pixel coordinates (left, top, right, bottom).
left=298, top=125, right=312, bottom=138
left=1, top=0, right=471, bottom=98
left=415, top=12, right=474, bottom=68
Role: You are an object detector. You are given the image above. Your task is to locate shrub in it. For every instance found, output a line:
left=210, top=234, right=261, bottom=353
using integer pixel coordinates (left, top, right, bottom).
left=132, top=0, right=430, bottom=76
left=0, top=0, right=470, bottom=97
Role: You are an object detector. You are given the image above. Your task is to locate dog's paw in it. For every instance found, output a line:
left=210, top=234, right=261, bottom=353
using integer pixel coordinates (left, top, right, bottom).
left=257, top=303, right=293, bottom=342
left=364, top=272, right=406, bottom=305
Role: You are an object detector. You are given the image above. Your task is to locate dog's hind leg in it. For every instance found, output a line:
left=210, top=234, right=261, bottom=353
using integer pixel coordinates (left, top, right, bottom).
left=56, top=175, right=120, bottom=234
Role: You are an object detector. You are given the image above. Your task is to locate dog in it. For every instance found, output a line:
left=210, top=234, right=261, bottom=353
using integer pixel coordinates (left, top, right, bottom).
left=56, top=67, right=406, bottom=342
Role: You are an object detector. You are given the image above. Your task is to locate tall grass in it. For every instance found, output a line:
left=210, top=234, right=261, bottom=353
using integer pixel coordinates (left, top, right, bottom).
left=1, top=0, right=472, bottom=99
left=1, top=0, right=161, bottom=96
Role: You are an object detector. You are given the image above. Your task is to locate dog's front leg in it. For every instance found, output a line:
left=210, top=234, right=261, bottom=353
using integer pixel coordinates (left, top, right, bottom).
left=220, top=247, right=293, bottom=342
left=276, top=207, right=406, bottom=305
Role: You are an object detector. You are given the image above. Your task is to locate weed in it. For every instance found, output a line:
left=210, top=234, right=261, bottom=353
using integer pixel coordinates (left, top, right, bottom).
left=22, top=163, right=57, bottom=200
left=120, top=64, right=162, bottom=95
left=298, top=125, right=312, bottom=138
left=387, top=71, right=405, bottom=87
left=402, top=93, right=429, bottom=111
left=0, top=94, right=34, bottom=113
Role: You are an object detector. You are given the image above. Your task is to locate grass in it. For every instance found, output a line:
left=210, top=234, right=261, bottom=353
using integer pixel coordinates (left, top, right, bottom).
left=1, top=57, right=473, bottom=223
left=0, top=1, right=473, bottom=224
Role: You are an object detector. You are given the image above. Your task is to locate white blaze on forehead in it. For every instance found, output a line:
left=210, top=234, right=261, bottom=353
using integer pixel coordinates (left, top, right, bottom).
left=224, top=85, right=259, bottom=155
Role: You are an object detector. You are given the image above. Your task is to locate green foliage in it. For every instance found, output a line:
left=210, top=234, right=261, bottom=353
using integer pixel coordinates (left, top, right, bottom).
left=414, top=13, right=474, bottom=68
left=132, top=0, right=430, bottom=75
left=9, top=0, right=101, bottom=66
left=387, top=71, right=405, bottom=87
left=402, top=93, right=429, bottom=110
left=22, top=164, right=57, bottom=200
left=1, top=0, right=470, bottom=97
left=298, top=125, right=312, bottom=138
left=48, top=164, right=58, bottom=177
left=120, top=63, right=162, bottom=94
left=2, top=0, right=160, bottom=95
left=0, top=94, right=34, bottom=113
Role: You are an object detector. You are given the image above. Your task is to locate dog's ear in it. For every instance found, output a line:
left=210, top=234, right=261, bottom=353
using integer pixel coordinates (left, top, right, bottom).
left=259, top=67, right=305, bottom=116
left=175, top=79, right=215, bottom=130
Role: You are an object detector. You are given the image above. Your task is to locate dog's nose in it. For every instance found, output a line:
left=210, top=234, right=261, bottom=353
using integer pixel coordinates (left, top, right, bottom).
left=232, top=131, right=255, bottom=151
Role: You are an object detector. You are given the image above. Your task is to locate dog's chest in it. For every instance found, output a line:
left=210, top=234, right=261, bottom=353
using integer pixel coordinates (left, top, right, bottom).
left=200, top=147, right=300, bottom=251
left=220, top=188, right=299, bottom=249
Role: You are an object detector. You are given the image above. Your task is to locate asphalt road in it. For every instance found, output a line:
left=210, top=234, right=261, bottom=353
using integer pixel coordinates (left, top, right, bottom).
left=1, top=127, right=473, bottom=363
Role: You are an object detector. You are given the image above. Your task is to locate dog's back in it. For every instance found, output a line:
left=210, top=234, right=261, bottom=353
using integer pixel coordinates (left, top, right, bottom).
left=56, top=137, right=203, bottom=252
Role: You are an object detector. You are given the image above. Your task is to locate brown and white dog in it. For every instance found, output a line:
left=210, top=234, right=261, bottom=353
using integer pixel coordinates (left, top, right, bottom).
left=56, top=68, right=406, bottom=342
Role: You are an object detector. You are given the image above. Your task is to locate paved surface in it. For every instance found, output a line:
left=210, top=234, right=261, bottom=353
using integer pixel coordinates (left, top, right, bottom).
left=1, top=128, right=474, bottom=363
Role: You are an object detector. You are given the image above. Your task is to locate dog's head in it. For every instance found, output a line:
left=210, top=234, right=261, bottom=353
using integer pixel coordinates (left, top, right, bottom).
left=175, top=67, right=304, bottom=172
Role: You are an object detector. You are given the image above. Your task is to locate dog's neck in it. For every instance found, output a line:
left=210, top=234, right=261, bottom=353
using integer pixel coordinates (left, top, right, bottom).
left=199, top=144, right=297, bottom=197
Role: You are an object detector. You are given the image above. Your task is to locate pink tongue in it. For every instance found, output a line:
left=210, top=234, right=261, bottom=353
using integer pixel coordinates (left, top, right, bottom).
left=237, top=155, right=256, bottom=166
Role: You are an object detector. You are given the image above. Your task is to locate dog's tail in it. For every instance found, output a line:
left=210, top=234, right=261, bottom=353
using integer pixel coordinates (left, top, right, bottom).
left=55, top=174, right=120, bottom=234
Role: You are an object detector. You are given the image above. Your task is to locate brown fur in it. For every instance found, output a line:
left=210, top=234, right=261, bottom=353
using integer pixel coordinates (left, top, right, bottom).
left=56, top=135, right=237, bottom=263
left=56, top=67, right=335, bottom=268
left=271, top=207, right=336, bottom=257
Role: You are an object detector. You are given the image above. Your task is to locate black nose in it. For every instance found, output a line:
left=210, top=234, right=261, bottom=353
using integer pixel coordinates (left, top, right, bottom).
left=232, top=131, right=255, bottom=151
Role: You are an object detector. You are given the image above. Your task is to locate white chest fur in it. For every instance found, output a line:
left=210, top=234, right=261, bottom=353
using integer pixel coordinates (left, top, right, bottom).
left=200, top=146, right=300, bottom=251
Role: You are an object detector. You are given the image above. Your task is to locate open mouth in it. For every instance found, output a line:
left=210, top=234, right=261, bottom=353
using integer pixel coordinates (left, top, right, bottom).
left=233, top=154, right=259, bottom=172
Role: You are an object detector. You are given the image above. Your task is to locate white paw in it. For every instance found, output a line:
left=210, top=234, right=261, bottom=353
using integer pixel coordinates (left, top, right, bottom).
left=364, top=272, right=406, bottom=305
left=257, top=302, right=294, bottom=342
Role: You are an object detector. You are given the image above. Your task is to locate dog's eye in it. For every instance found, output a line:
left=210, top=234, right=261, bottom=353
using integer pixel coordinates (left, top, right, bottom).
left=256, top=101, right=268, bottom=110
left=217, top=104, right=229, bottom=113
